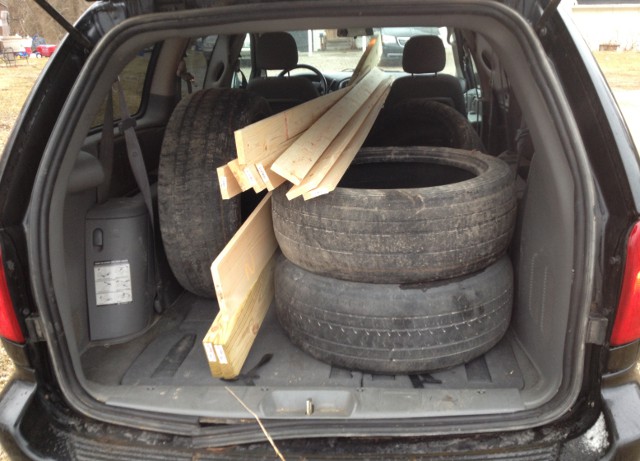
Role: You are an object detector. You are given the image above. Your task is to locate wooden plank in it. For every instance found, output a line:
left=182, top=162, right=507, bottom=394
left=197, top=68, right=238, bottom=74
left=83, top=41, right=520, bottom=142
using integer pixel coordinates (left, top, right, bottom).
left=244, top=164, right=267, bottom=193
left=247, top=133, right=300, bottom=190
left=349, top=35, right=382, bottom=86
left=286, top=77, right=393, bottom=200
left=205, top=192, right=277, bottom=379
left=303, top=84, right=392, bottom=200
left=234, top=134, right=299, bottom=191
left=235, top=86, right=350, bottom=165
left=270, top=69, right=387, bottom=186
left=256, top=160, right=287, bottom=191
left=217, top=164, right=243, bottom=199
left=218, top=122, right=300, bottom=198
left=210, top=192, right=277, bottom=314
left=203, top=256, right=275, bottom=379
left=227, top=159, right=254, bottom=192
left=220, top=134, right=299, bottom=194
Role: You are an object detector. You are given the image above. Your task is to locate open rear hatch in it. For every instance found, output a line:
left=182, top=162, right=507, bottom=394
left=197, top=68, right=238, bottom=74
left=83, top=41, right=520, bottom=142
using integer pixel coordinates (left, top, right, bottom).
left=27, top=0, right=600, bottom=444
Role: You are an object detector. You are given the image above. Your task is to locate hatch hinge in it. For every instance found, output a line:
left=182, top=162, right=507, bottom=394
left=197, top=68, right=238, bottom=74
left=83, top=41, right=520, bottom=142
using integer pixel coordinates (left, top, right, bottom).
left=586, top=315, right=609, bottom=345
left=31, top=0, right=93, bottom=51
left=534, top=0, right=562, bottom=35
left=24, top=315, right=46, bottom=343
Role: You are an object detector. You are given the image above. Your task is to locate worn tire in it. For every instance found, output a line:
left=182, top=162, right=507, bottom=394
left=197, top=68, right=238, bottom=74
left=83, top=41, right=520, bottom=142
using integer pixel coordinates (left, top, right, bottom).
left=366, top=100, right=484, bottom=151
left=275, top=255, right=513, bottom=374
left=158, top=89, right=270, bottom=297
left=273, top=146, right=516, bottom=284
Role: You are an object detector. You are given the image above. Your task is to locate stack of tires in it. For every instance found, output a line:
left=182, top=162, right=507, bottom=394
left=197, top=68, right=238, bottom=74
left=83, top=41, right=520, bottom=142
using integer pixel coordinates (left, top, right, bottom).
left=272, top=146, right=517, bottom=374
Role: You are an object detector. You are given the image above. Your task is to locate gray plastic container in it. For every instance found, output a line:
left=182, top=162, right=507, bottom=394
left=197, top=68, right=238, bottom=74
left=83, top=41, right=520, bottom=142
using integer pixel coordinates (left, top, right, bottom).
left=85, top=195, right=155, bottom=341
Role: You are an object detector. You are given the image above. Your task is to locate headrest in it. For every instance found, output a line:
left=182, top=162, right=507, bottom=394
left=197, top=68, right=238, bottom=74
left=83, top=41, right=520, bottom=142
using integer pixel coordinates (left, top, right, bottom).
left=402, top=35, right=446, bottom=74
left=255, top=32, right=299, bottom=70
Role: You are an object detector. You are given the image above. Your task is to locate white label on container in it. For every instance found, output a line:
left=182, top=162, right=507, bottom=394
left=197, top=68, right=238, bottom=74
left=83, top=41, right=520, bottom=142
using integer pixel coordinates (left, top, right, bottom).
left=94, top=260, right=133, bottom=306
left=219, top=175, right=228, bottom=191
left=256, top=164, right=269, bottom=183
left=204, top=343, right=217, bottom=362
left=214, top=345, right=228, bottom=364
left=243, top=168, right=257, bottom=186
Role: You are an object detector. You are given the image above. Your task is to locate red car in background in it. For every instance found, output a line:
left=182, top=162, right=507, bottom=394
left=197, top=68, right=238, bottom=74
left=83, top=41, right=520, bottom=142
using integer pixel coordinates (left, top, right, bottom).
left=35, top=44, right=56, bottom=57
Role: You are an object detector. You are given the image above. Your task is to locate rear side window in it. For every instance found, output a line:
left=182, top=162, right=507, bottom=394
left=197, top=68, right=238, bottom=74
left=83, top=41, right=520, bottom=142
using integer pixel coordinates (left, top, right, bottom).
left=93, top=47, right=154, bottom=127
left=181, top=36, right=218, bottom=97
left=117, top=47, right=154, bottom=114
left=92, top=46, right=155, bottom=126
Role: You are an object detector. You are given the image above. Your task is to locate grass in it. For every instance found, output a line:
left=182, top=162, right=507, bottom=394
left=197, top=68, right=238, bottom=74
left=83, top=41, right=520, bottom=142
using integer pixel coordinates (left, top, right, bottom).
left=593, top=51, right=640, bottom=90
left=0, top=59, right=48, bottom=149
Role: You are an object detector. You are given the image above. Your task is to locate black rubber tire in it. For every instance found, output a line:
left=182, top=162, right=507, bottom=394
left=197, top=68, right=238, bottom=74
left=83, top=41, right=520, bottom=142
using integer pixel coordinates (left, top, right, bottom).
left=158, top=89, right=270, bottom=297
left=273, top=146, right=516, bottom=284
left=275, top=255, right=513, bottom=374
left=366, top=100, right=484, bottom=151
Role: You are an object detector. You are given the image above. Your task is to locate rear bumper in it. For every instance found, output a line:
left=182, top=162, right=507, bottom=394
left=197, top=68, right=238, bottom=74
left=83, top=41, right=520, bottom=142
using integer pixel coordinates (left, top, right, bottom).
left=601, top=382, right=640, bottom=460
left=0, top=380, right=37, bottom=461
left=0, top=377, right=637, bottom=460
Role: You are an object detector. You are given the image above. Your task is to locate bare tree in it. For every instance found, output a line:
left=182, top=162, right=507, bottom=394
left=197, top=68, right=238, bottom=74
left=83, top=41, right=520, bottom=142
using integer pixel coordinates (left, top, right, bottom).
left=6, top=0, right=87, bottom=43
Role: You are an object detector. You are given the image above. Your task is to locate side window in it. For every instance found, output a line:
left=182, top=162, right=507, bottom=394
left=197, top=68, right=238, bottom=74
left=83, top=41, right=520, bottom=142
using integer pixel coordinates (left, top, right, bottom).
left=231, top=34, right=252, bottom=88
left=239, top=35, right=252, bottom=79
left=92, top=46, right=154, bottom=126
left=464, top=56, right=482, bottom=125
left=182, top=36, right=218, bottom=96
left=117, top=47, right=153, bottom=114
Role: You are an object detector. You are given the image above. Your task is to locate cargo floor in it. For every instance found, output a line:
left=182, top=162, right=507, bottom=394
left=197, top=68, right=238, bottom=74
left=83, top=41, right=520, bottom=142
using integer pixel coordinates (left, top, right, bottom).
left=81, top=292, right=536, bottom=392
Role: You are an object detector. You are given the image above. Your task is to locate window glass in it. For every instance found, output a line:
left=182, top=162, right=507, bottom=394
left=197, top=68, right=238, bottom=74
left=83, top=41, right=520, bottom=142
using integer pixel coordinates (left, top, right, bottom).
left=230, top=34, right=252, bottom=88
left=117, top=48, right=153, bottom=113
left=239, top=34, right=252, bottom=81
left=92, top=46, right=154, bottom=126
left=182, top=36, right=218, bottom=96
left=262, top=30, right=364, bottom=76
left=378, top=27, right=456, bottom=74
left=248, top=28, right=457, bottom=77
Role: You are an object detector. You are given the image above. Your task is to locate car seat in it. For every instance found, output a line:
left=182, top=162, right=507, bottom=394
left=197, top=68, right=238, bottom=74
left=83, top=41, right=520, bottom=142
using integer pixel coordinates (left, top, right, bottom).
left=386, top=35, right=466, bottom=115
left=246, top=32, right=320, bottom=113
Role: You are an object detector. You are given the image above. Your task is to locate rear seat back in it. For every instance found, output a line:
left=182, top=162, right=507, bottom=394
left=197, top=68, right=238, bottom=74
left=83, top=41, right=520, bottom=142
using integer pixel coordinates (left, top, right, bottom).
left=386, top=35, right=466, bottom=116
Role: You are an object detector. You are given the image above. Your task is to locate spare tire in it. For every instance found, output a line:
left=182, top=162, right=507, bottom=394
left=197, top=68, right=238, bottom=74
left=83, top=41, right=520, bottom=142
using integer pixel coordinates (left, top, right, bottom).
left=158, top=89, right=270, bottom=297
left=272, top=146, right=516, bottom=284
left=275, top=255, right=513, bottom=374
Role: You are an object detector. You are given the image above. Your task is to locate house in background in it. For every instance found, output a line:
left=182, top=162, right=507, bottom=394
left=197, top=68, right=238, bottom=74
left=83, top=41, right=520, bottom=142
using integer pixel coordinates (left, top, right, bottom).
left=1, top=2, right=33, bottom=55
left=569, top=0, right=640, bottom=50
left=0, top=1, right=10, bottom=37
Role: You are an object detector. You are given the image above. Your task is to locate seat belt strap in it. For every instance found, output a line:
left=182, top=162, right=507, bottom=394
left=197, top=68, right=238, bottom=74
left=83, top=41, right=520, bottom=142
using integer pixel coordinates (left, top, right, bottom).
left=115, top=78, right=155, bottom=231
left=97, top=90, right=114, bottom=204
left=114, top=78, right=163, bottom=312
left=177, top=59, right=195, bottom=94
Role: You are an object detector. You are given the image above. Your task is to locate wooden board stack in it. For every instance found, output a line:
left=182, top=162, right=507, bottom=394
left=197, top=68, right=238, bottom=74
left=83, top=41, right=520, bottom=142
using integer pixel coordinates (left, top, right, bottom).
left=203, top=37, right=388, bottom=379
left=216, top=36, right=390, bottom=201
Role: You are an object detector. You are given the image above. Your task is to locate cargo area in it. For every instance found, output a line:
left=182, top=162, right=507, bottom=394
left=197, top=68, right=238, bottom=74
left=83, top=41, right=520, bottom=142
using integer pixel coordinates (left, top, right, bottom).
left=63, top=127, right=577, bottom=420
left=81, top=293, right=535, bottom=417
